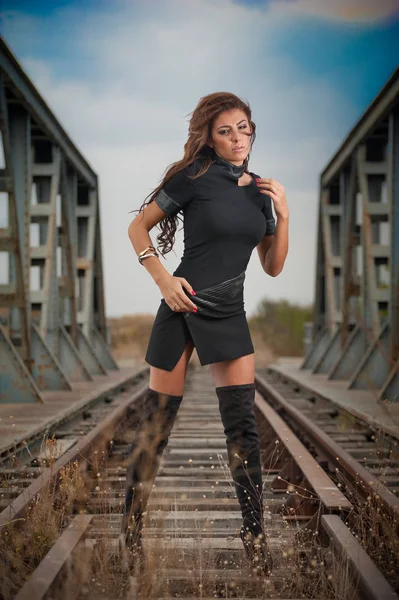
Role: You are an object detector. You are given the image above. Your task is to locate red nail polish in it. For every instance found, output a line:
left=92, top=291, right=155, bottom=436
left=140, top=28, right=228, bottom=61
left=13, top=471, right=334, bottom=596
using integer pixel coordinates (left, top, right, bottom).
left=193, top=307, right=198, bottom=313
left=191, top=290, right=196, bottom=295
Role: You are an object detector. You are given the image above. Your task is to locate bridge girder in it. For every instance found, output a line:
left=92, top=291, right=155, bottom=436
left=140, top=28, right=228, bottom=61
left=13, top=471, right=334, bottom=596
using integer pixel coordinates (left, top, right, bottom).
left=0, top=38, right=117, bottom=403
left=306, top=67, right=399, bottom=402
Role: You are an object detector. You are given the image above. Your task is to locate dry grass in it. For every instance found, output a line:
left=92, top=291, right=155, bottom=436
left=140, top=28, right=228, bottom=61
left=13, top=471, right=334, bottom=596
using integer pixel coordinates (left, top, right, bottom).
left=108, top=314, right=154, bottom=363
left=51, top=450, right=362, bottom=600
left=0, top=437, right=86, bottom=599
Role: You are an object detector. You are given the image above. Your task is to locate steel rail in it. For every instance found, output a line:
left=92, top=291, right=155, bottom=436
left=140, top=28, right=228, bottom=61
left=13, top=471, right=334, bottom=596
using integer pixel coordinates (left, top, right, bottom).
left=254, top=390, right=351, bottom=513
left=322, top=515, right=398, bottom=600
left=14, top=515, right=93, bottom=600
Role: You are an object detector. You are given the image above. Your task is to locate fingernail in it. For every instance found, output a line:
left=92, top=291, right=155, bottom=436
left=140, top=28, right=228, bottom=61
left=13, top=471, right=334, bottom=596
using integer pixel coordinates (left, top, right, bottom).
left=191, top=290, right=196, bottom=295
left=193, top=307, right=198, bottom=313
left=256, top=178, right=261, bottom=181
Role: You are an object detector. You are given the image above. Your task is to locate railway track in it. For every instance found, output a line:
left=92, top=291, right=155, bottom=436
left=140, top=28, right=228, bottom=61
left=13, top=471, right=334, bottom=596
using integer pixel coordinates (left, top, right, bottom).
left=1, top=368, right=398, bottom=599
left=0, top=366, right=149, bottom=469
left=255, top=369, right=399, bottom=589
left=258, top=367, right=399, bottom=498
left=255, top=369, right=399, bottom=521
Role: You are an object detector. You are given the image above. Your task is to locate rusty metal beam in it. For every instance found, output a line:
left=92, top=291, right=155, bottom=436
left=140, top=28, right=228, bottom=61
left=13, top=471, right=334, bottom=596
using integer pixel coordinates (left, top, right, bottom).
left=59, top=162, right=79, bottom=346
left=321, top=189, right=336, bottom=332
left=390, top=113, right=399, bottom=364
left=0, top=73, right=31, bottom=368
left=93, top=189, right=107, bottom=338
left=341, top=157, right=357, bottom=346
left=38, top=146, right=61, bottom=340
left=322, top=515, right=399, bottom=600
left=358, top=145, right=380, bottom=337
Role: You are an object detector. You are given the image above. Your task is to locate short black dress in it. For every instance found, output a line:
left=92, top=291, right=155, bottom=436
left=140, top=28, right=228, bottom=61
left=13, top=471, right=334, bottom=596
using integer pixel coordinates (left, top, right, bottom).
left=145, top=155, right=276, bottom=371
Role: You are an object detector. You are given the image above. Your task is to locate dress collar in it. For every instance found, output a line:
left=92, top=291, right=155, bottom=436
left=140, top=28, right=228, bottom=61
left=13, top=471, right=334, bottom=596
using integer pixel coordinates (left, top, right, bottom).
left=213, top=154, right=246, bottom=179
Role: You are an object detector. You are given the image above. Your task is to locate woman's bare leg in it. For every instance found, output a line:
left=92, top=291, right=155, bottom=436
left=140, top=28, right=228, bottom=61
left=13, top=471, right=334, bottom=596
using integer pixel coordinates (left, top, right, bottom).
left=150, top=340, right=195, bottom=395
left=210, top=353, right=254, bottom=387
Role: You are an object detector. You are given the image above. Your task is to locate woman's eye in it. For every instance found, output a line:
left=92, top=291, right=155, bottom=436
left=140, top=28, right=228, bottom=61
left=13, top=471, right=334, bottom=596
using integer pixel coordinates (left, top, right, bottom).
left=239, top=125, right=248, bottom=130
left=219, top=130, right=229, bottom=135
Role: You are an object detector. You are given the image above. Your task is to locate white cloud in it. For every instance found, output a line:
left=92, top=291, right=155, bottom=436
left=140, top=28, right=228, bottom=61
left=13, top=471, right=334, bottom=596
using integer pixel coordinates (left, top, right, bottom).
left=2, top=0, right=356, bottom=317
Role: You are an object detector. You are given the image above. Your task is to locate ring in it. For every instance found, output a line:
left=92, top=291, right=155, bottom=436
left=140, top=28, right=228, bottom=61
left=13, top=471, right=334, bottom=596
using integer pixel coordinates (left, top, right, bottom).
left=172, top=304, right=177, bottom=310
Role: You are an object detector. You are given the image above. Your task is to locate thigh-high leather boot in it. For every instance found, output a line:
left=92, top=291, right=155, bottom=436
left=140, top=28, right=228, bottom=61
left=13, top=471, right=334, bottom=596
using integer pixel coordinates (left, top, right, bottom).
left=216, top=383, right=273, bottom=575
left=121, top=388, right=183, bottom=552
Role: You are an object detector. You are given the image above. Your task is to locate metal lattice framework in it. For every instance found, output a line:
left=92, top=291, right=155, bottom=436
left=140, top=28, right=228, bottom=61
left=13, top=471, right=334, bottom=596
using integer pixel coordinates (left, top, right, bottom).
left=0, top=37, right=117, bottom=403
left=303, top=66, right=399, bottom=402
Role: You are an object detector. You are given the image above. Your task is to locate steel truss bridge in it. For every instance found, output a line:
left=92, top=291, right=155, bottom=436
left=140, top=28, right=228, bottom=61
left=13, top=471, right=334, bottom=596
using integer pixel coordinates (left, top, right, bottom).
left=0, top=38, right=117, bottom=403
left=304, top=66, right=399, bottom=402
left=1, top=36, right=398, bottom=404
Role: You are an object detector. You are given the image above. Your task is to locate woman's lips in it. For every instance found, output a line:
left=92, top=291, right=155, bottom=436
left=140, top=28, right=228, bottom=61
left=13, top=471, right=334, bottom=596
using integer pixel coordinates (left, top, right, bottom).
left=232, top=146, right=245, bottom=152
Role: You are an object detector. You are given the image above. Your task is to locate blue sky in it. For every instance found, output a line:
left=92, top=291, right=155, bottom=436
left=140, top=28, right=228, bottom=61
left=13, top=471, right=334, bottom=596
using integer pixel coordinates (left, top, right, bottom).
left=2, top=0, right=398, bottom=108
left=1, top=0, right=398, bottom=317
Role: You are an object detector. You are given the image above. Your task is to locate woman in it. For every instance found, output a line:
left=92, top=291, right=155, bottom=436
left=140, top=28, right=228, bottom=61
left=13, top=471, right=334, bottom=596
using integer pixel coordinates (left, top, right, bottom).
left=122, top=92, right=289, bottom=575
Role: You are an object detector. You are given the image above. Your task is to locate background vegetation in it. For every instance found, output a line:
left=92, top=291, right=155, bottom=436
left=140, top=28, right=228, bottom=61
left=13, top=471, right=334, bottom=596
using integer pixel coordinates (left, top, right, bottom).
left=249, top=298, right=313, bottom=358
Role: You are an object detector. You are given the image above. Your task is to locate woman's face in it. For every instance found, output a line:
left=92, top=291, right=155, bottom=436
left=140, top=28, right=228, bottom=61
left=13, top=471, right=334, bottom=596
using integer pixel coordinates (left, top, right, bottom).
left=210, top=108, right=252, bottom=165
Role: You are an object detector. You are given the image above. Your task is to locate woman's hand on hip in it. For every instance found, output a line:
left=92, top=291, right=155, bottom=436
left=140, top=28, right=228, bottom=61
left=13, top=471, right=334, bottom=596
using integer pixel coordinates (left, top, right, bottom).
left=157, top=274, right=197, bottom=313
left=256, top=177, right=289, bottom=220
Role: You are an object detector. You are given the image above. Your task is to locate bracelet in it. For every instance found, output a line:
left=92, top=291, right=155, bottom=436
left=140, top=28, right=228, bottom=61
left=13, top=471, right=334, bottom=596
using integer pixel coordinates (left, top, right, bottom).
left=138, top=245, right=156, bottom=258
left=139, top=252, right=158, bottom=264
left=139, top=252, right=159, bottom=265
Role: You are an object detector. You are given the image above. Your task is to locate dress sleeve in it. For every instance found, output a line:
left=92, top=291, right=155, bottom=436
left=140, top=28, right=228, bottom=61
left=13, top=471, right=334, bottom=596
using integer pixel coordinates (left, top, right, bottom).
left=262, top=194, right=276, bottom=236
left=155, top=165, right=196, bottom=217
left=251, top=172, right=276, bottom=236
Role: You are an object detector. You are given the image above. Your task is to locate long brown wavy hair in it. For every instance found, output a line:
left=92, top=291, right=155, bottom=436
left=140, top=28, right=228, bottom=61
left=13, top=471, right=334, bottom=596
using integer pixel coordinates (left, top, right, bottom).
left=133, top=92, right=256, bottom=255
